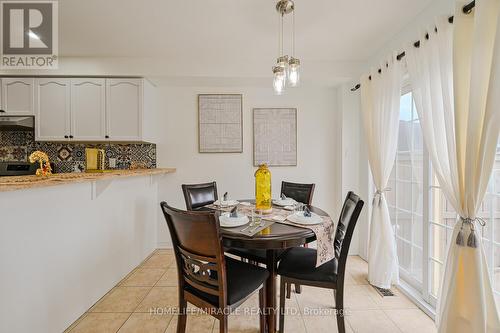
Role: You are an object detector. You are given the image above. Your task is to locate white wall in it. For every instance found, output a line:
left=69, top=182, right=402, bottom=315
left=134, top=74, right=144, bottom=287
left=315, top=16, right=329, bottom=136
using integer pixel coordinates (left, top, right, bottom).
left=155, top=84, right=343, bottom=248
left=368, top=0, right=455, bottom=66
left=337, top=83, right=371, bottom=257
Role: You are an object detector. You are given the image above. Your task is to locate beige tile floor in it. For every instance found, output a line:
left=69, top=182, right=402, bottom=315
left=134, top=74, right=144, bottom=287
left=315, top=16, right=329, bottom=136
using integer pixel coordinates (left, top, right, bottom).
left=65, top=249, right=437, bottom=333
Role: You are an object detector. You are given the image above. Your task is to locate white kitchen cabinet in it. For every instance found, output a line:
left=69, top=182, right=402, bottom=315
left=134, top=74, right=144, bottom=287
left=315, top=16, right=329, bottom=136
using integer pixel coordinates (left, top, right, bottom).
left=28, top=76, right=156, bottom=142
left=106, top=79, right=143, bottom=141
left=1, top=78, right=35, bottom=115
left=35, top=78, right=71, bottom=141
left=71, top=79, right=106, bottom=141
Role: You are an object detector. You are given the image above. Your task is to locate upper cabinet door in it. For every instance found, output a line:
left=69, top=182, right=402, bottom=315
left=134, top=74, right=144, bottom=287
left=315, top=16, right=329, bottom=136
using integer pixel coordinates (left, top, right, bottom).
left=1, top=78, right=35, bottom=115
left=106, top=79, right=143, bottom=141
left=71, top=79, right=106, bottom=141
left=35, top=78, right=71, bottom=141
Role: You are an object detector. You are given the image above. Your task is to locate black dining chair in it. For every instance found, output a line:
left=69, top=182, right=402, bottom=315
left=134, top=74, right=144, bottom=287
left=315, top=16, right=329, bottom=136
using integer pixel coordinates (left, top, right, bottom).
left=182, top=181, right=218, bottom=211
left=160, top=202, right=269, bottom=333
left=281, top=181, right=315, bottom=205
left=181, top=182, right=253, bottom=260
left=277, top=191, right=364, bottom=333
left=280, top=181, right=316, bottom=294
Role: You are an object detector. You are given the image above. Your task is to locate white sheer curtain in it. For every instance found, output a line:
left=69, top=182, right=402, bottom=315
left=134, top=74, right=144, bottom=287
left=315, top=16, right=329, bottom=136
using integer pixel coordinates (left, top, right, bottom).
left=406, top=1, right=500, bottom=332
left=360, top=54, right=402, bottom=289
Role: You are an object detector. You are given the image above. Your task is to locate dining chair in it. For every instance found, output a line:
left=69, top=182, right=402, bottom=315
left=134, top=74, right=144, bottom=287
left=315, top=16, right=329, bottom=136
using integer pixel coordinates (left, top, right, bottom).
left=181, top=182, right=256, bottom=263
left=182, top=181, right=218, bottom=211
left=160, top=202, right=269, bottom=333
left=281, top=181, right=315, bottom=205
left=277, top=191, right=364, bottom=333
left=280, top=181, right=316, bottom=294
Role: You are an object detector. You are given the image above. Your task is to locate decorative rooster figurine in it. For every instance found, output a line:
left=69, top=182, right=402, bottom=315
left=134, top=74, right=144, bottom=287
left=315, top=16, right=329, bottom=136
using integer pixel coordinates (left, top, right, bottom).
left=29, top=151, right=52, bottom=176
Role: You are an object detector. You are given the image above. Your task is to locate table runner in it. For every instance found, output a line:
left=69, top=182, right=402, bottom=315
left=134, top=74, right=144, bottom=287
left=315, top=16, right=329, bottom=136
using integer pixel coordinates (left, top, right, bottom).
left=209, top=202, right=336, bottom=267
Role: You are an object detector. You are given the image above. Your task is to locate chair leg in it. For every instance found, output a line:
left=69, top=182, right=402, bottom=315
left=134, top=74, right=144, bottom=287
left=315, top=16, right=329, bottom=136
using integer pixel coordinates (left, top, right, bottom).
left=295, top=284, right=302, bottom=294
left=279, top=276, right=286, bottom=333
left=177, top=295, right=187, bottom=333
left=286, top=282, right=291, bottom=299
left=335, top=287, right=345, bottom=333
left=219, top=315, right=228, bottom=333
left=259, top=286, right=267, bottom=333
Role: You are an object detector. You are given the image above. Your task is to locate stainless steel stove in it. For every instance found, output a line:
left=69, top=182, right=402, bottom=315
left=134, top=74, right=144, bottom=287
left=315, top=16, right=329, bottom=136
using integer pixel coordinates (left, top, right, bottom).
left=0, top=162, right=38, bottom=177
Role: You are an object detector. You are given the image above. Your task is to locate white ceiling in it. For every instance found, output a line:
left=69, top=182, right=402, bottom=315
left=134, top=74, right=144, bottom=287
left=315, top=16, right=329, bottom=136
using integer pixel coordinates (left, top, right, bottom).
left=54, top=0, right=434, bottom=83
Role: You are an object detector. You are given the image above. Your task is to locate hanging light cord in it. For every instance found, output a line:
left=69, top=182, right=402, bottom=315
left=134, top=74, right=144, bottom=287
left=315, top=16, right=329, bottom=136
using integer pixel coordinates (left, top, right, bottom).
left=281, top=12, right=284, bottom=57
left=292, top=9, right=295, bottom=58
left=277, top=12, right=281, bottom=58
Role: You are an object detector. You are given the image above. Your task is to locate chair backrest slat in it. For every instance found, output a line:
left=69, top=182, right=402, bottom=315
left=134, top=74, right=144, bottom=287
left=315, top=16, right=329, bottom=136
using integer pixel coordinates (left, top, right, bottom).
left=179, top=248, right=219, bottom=288
left=281, top=181, right=315, bottom=205
left=182, top=181, right=218, bottom=210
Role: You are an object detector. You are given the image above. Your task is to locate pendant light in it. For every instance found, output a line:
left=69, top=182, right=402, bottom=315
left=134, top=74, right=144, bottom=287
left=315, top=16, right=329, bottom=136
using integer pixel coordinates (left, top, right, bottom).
left=273, top=0, right=300, bottom=94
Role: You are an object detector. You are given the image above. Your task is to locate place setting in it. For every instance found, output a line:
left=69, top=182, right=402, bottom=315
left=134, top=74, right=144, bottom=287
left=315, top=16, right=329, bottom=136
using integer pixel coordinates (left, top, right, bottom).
left=208, top=191, right=333, bottom=254
left=211, top=193, right=276, bottom=236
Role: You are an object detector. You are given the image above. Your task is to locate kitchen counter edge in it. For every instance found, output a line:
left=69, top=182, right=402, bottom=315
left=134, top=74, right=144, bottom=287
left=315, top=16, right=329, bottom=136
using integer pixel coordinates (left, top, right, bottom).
left=0, top=168, right=176, bottom=192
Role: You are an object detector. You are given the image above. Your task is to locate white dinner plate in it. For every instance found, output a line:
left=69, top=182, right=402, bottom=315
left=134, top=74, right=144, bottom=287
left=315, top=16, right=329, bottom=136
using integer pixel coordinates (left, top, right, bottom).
left=287, top=211, right=324, bottom=225
left=272, top=198, right=296, bottom=207
left=219, top=212, right=249, bottom=228
left=214, top=200, right=240, bottom=207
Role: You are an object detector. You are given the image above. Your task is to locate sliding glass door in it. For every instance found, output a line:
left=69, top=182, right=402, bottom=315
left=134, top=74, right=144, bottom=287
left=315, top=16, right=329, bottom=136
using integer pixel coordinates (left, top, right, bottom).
left=387, top=91, right=424, bottom=291
left=389, top=89, right=500, bottom=309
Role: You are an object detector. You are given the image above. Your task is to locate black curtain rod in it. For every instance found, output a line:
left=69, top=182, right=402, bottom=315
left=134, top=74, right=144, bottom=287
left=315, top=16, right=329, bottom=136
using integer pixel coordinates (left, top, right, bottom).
left=350, top=0, right=475, bottom=92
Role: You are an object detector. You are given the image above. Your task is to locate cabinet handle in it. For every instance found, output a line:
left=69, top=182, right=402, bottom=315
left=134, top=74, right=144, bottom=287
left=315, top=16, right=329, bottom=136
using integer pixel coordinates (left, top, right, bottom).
left=69, top=135, right=74, bottom=139
left=105, top=135, right=109, bottom=139
left=0, top=109, right=5, bottom=113
left=64, top=135, right=69, bottom=139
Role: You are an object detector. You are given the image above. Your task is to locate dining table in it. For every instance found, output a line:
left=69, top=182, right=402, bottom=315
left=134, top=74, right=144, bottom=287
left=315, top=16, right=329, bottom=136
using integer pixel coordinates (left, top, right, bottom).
left=215, top=200, right=331, bottom=333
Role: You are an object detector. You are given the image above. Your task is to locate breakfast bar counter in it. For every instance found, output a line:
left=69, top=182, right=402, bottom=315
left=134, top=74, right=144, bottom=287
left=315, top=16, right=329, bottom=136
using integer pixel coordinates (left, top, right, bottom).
left=0, top=168, right=176, bottom=192
left=0, top=167, right=176, bottom=333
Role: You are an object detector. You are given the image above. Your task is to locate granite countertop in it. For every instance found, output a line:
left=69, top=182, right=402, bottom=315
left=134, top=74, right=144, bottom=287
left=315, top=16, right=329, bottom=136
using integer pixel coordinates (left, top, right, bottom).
left=0, top=168, right=176, bottom=192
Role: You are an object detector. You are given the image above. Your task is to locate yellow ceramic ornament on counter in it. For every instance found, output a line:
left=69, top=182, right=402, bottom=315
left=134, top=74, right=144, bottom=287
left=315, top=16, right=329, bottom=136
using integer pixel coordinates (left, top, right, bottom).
left=255, top=163, right=272, bottom=213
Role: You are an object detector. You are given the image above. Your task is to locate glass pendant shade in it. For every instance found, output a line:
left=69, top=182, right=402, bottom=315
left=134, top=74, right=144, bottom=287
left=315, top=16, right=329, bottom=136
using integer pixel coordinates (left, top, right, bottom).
left=288, top=57, right=300, bottom=87
left=272, top=66, right=285, bottom=95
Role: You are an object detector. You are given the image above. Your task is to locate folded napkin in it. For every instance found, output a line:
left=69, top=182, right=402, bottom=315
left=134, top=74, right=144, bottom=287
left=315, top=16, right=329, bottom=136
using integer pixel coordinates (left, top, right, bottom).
left=230, top=206, right=238, bottom=218
left=303, top=206, right=312, bottom=217
left=239, top=202, right=251, bottom=206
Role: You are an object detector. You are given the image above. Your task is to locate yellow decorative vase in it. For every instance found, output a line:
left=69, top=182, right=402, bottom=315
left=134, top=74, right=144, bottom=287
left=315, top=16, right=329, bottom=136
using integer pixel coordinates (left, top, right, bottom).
left=255, top=164, right=272, bottom=213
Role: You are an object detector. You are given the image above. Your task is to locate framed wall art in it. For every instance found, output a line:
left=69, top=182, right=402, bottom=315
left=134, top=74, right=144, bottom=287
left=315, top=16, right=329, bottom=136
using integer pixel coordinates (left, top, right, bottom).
left=198, top=94, right=243, bottom=153
left=253, top=108, right=297, bottom=166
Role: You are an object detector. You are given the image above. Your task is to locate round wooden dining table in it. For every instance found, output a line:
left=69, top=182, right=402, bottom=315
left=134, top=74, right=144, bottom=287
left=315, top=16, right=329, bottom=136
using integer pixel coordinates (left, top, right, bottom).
left=220, top=202, right=330, bottom=333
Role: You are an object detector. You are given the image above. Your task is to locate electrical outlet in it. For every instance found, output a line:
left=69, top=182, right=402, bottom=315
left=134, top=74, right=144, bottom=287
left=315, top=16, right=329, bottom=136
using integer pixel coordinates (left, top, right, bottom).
left=109, top=158, right=116, bottom=168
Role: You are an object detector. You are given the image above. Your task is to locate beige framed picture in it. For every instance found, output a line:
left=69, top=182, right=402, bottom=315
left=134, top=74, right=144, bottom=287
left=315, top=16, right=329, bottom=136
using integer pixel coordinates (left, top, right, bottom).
left=253, top=108, right=297, bottom=166
left=198, top=94, right=243, bottom=153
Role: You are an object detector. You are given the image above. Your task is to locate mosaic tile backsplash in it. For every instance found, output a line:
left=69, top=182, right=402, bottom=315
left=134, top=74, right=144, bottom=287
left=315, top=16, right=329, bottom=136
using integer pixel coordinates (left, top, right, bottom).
left=0, top=131, right=156, bottom=173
